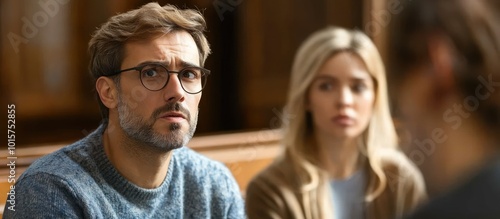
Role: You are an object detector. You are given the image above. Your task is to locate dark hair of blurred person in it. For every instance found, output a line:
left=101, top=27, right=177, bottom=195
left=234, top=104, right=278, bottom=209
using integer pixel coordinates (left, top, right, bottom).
left=390, top=0, right=500, bottom=218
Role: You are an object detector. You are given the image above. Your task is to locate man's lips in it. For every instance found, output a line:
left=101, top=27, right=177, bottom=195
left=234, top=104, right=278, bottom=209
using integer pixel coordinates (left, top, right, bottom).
left=159, top=111, right=187, bottom=122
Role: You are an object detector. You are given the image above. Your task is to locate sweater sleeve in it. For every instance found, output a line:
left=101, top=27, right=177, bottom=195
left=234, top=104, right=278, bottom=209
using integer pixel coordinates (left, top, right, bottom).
left=227, top=196, right=246, bottom=219
left=3, top=172, right=83, bottom=218
left=225, top=173, right=246, bottom=219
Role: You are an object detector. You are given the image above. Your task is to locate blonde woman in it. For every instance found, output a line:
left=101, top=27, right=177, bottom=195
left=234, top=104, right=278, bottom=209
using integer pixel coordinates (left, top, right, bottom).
left=246, top=27, right=426, bottom=219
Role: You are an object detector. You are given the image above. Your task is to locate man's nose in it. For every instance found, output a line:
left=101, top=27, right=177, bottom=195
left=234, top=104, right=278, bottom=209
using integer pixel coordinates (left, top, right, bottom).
left=163, top=74, right=185, bottom=102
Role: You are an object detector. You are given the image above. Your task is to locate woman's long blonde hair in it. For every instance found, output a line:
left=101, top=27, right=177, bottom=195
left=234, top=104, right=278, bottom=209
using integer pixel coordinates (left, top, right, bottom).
left=282, top=26, right=398, bottom=202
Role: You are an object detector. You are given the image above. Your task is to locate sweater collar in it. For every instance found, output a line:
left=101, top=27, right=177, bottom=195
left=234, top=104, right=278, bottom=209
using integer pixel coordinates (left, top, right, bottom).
left=86, top=124, right=174, bottom=202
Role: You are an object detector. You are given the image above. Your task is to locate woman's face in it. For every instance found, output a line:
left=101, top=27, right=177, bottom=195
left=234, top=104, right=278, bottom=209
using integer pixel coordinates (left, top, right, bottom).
left=307, top=52, right=375, bottom=140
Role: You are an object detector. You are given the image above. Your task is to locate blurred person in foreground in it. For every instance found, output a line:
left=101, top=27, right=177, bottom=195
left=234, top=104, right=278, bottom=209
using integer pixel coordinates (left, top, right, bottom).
left=390, top=0, right=500, bottom=218
left=3, top=3, right=244, bottom=218
left=245, top=26, right=426, bottom=219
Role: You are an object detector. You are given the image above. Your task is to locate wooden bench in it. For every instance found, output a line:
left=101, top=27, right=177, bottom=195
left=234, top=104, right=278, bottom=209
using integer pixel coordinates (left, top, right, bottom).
left=0, top=129, right=282, bottom=215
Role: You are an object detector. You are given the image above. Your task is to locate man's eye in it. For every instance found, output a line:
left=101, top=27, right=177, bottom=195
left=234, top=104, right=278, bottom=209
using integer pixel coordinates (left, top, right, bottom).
left=181, top=70, right=199, bottom=79
left=142, top=68, right=159, bottom=77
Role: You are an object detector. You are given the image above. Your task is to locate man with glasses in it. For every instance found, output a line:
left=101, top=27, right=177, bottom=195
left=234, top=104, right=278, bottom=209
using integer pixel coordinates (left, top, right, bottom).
left=4, top=3, right=245, bottom=218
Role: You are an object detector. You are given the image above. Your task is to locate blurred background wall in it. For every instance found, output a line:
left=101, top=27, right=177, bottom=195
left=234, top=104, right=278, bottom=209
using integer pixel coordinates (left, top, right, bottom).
left=1, top=0, right=393, bottom=146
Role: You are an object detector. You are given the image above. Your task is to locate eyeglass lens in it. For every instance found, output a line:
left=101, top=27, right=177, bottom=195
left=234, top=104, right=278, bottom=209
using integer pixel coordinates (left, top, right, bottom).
left=139, top=64, right=206, bottom=93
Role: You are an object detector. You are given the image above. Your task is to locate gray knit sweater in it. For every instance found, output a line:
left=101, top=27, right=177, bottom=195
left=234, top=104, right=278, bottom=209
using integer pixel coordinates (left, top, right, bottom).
left=3, top=125, right=245, bottom=218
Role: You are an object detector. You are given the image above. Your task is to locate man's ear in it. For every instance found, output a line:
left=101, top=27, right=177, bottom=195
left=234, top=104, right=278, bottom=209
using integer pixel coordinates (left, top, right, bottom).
left=96, top=77, right=119, bottom=109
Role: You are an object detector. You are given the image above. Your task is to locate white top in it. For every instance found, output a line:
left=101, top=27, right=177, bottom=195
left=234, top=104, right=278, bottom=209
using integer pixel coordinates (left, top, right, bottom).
left=330, top=168, right=367, bottom=219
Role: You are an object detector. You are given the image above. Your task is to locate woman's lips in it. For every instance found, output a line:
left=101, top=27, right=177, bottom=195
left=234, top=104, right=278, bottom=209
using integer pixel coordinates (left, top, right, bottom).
left=332, top=115, right=355, bottom=126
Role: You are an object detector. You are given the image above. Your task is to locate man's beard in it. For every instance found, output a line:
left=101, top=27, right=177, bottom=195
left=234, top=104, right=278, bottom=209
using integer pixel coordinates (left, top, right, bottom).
left=117, top=95, right=197, bottom=152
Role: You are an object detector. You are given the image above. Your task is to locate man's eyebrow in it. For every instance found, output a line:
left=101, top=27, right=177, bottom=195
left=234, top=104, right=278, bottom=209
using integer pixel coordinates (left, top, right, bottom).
left=136, top=60, right=168, bottom=66
left=135, top=60, right=200, bottom=68
left=180, top=61, right=200, bottom=68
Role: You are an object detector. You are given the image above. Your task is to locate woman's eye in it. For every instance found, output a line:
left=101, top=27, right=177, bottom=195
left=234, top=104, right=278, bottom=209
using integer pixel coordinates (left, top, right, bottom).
left=353, top=83, right=367, bottom=92
left=319, top=82, right=333, bottom=91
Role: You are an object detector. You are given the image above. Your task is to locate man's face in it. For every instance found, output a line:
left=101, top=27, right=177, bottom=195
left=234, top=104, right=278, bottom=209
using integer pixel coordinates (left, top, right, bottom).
left=116, top=31, right=202, bottom=152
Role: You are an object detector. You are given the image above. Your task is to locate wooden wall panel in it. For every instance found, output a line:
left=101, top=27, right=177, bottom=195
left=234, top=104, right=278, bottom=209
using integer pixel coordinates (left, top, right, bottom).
left=1, top=0, right=103, bottom=145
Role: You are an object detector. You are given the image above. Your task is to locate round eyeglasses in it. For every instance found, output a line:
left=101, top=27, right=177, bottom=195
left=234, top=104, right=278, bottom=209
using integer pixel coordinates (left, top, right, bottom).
left=108, top=63, right=210, bottom=94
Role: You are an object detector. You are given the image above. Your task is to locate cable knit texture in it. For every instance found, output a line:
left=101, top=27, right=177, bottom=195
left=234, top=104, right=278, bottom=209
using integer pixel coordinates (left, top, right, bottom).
left=3, top=125, right=245, bottom=218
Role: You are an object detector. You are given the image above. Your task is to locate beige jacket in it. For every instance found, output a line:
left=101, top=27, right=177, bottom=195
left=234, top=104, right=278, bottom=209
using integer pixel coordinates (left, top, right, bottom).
left=246, top=149, right=427, bottom=219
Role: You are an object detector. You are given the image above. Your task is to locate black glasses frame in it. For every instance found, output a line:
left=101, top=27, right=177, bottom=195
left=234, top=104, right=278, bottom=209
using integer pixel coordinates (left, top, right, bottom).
left=108, top=63, right=210, bottom=94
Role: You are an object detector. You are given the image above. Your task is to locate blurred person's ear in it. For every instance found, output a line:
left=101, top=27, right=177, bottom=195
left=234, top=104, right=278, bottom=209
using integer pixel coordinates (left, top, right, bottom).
left=96, top=77, right=119, bottom=110
left=427, top=35, right=458, bottom=107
